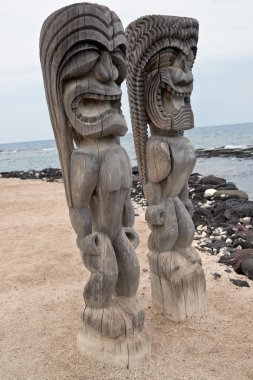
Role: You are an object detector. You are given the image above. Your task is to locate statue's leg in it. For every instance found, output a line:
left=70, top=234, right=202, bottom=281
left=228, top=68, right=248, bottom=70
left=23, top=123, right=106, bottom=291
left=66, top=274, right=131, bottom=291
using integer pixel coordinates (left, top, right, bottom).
left=113, top=229, right=140, bottom=297
left=111, top=229, right=145, bottom=329
left=147, top=197, right=207, bottom=321
left=76, top=186, right=150, bottom=366
left=77, top=232, right=136, bottom=338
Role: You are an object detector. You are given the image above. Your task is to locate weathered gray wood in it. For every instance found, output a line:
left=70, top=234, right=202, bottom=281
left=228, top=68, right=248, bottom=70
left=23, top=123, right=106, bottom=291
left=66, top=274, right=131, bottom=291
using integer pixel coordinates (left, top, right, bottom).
left=126, top=15, right=207, bottom=321
left=77, top=321, right=151, bottom=368
left=40, top=3, right=150, bottom=367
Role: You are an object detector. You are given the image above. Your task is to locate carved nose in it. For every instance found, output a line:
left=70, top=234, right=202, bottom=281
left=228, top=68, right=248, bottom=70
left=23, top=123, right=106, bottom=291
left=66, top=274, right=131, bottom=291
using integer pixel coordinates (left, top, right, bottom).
left=172, top=62, right=193, bottom=87
left=176, top=55, right=189, bottom=72
left=93, top=51, right=119, bottom=83
left=175, top=71, right=193, bottom=87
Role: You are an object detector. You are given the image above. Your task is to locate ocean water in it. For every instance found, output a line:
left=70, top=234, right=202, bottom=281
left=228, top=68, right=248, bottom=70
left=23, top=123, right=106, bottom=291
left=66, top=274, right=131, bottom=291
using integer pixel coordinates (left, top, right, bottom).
left=185, top=122, right=253, bottom=200
left=0, top=122, right=253, bottom=199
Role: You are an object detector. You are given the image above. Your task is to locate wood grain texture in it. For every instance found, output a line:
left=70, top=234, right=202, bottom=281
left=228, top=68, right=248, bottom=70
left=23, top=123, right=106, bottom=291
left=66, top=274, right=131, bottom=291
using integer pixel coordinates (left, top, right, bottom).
left=126, top=15, right=206, bottom=321
left=40, top=3, right=150, bottom=367
left=77, top=322, right=151, bottom=368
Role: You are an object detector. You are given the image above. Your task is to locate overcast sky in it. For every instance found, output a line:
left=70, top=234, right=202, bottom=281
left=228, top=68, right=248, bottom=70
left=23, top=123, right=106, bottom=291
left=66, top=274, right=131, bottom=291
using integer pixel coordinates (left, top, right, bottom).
left=0, top=0, right=252, bottom=143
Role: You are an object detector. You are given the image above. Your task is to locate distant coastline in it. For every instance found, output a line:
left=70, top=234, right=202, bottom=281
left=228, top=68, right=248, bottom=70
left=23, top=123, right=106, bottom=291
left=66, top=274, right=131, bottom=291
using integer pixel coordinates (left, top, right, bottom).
left=1, top=122, right=253, bottom=199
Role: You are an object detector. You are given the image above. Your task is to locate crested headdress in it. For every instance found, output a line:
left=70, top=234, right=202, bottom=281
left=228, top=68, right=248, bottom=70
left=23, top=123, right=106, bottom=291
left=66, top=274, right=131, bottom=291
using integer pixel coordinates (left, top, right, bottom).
left=126, top=15, right=199, bottom=183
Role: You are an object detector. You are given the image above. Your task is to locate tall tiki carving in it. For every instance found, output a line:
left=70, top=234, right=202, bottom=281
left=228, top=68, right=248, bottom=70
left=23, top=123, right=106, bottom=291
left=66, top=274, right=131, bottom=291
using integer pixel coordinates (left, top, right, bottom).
left=126, top=16, right=207, bottom=321
left=40, top=3, right=150, bottom=367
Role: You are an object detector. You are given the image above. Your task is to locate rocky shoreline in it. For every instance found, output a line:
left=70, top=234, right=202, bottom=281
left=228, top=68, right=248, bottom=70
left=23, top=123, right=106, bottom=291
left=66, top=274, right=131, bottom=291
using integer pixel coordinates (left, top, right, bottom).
left=1, top=167, right=253, bottom=284
left=0, top=168, right=62, bottom=181
left=188, top=173, right=253, bottom=284
left=195, top=145, right=253, bottom=158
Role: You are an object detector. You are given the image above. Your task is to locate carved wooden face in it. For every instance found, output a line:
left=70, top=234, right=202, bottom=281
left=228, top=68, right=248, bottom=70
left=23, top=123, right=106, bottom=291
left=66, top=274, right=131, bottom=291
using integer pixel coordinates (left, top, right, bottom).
left=159, top=48, right=194, bottom=114
left=62, top=42, right=127, bottom=138
left=144, top=47, right=195, bottom=132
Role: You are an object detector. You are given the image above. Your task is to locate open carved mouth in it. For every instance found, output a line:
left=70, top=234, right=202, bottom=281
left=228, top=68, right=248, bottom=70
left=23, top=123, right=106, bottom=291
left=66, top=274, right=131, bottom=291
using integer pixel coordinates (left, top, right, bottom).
left=160, top=85, right=191, bottom=116
left=71, top=93, right=122, bottom=123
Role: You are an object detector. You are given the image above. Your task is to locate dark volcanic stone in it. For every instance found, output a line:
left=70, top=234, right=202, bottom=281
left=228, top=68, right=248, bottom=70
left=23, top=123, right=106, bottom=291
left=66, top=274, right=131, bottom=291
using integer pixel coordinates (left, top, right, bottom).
left=198, top=175, right=226, bottom=185
left=212, top=272, right=221, bottom=279
left=230, top=279, right=250, bottom=287
left=194, top=207, right=212, bottom=219
left=196, top=146, right=253, bottom=159
left=211, top=214, right=226, bottom=223
left=210, top=240, right=227, bottom=250
left=226, top=200, right=253, bottom=218
left=0, top=168, right=62, bottom=181
left=216, top=182, right=238, bottom=191
left=222, top=226, right=235, bottom=236
left=194, top=185, right=213, bottom=193
left=213, top=190, right=248, bottom=200
left=227, top=249, right=253, bottom=273
left=210, top=199, right=253, bottom=225
left=241, top=258, right=253, bottom=280
left=218, top=255, right=231, bottom=264
left=233, top=239, right=253, bottom=249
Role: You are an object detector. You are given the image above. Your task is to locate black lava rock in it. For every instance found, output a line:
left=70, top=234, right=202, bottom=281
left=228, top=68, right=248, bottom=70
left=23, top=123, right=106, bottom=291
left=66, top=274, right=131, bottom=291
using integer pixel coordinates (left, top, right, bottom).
left=230, top=279, right=250, bottom=287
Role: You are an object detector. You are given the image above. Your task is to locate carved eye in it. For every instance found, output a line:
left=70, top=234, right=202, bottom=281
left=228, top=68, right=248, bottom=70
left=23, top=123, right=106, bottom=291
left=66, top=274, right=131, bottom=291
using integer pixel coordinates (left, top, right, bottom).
left=159, top=48, right=178, bottom=68
left=60, top=45, right=100, bottom=84
left=111, top=47, right=125, bottom=65
left=82, top=42, right=100, bottom=53
left=113, top=46, right=125, bottom=57
left=111, top=47, right=126, bottom=84
left=166, top=52, right=177, bottom=66
left=186, top=49, right=195, bottom=67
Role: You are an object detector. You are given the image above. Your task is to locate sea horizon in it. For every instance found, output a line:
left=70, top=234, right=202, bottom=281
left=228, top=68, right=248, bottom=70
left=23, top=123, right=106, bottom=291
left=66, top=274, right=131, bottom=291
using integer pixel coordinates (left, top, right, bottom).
left=1, top=121, right=252, bottom=146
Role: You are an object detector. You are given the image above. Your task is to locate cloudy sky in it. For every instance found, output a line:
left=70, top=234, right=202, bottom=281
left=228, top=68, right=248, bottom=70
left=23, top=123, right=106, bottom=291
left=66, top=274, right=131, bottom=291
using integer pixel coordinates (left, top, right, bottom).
left=0, top=0, right=252, bottom=143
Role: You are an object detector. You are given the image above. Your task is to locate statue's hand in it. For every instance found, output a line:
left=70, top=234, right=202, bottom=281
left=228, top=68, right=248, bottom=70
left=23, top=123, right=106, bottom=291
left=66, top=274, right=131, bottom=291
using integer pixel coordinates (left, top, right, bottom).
left=143, top=181, right=161, bottom=205
left=145, top=205, right=165, bottom=225
left=184, top=198, right=194, bottom=217
left=123, top=227, right=140, bottom=249
left=76, top=232, right=102, bottom=255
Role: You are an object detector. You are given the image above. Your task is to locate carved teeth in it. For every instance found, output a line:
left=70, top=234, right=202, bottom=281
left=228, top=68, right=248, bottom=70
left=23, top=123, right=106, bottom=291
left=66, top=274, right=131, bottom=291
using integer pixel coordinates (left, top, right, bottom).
left=164, top=85, right=191, bottom=98
left=75, top=108, right=121, bottom=124
left=74, top=93, right=121, bottom=102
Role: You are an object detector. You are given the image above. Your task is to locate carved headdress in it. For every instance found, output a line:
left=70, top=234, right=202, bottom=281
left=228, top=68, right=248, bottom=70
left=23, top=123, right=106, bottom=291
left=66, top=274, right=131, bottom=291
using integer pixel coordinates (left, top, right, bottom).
left=126, top=16, right=199, bottom=183
left=40, top=3, right=126, bottom=206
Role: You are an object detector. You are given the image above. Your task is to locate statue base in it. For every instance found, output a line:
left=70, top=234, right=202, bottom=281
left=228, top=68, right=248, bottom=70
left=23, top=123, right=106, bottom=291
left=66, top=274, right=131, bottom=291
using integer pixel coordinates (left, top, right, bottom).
left=148, top=247, right=207, bottom=321
left=77, top=321, right=151, bottom=368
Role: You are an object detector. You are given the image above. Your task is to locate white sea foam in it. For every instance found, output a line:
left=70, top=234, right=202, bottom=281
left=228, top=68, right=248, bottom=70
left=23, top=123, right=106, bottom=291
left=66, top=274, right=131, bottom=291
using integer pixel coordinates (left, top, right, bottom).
left=224, top=144, right=252, bottom=150
left=5, top=149, right=21, bottom=153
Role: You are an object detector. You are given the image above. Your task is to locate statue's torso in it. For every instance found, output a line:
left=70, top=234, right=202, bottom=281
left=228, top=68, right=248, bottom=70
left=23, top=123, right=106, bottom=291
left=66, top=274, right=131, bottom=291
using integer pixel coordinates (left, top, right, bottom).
left=147, top=135, right=196, bottom=198
left=71, top=137, right=132, bottom=237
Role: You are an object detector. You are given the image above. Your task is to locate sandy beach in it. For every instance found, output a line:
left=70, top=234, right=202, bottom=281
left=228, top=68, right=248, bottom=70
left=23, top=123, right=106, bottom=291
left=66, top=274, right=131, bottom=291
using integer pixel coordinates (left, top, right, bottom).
left=0, top=178, right=253, bottom=380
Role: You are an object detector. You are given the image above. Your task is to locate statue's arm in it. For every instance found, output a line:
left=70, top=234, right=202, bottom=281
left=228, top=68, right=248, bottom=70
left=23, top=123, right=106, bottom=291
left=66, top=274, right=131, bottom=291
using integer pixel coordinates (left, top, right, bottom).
left=143, top=136, right=172, bottom=225
left=69, top=150, right=99, bottom=238
left=122, top=191, right=135, bottom=227
left=146, top=136, right=171, bottom=183
left=178, top=183, right=194, bottom=217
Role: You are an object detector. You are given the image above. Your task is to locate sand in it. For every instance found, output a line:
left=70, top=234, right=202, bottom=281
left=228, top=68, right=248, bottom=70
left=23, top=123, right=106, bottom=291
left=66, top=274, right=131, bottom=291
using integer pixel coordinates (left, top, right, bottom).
left=0, top=178, right=253, bottom=380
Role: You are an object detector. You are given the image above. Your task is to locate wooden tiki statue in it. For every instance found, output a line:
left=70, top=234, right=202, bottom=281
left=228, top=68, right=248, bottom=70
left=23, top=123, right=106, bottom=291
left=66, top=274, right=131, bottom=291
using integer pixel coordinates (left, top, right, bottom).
left=40, top=3, right=150, bottom=367
left=126, top=15, right=207, bottom=321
